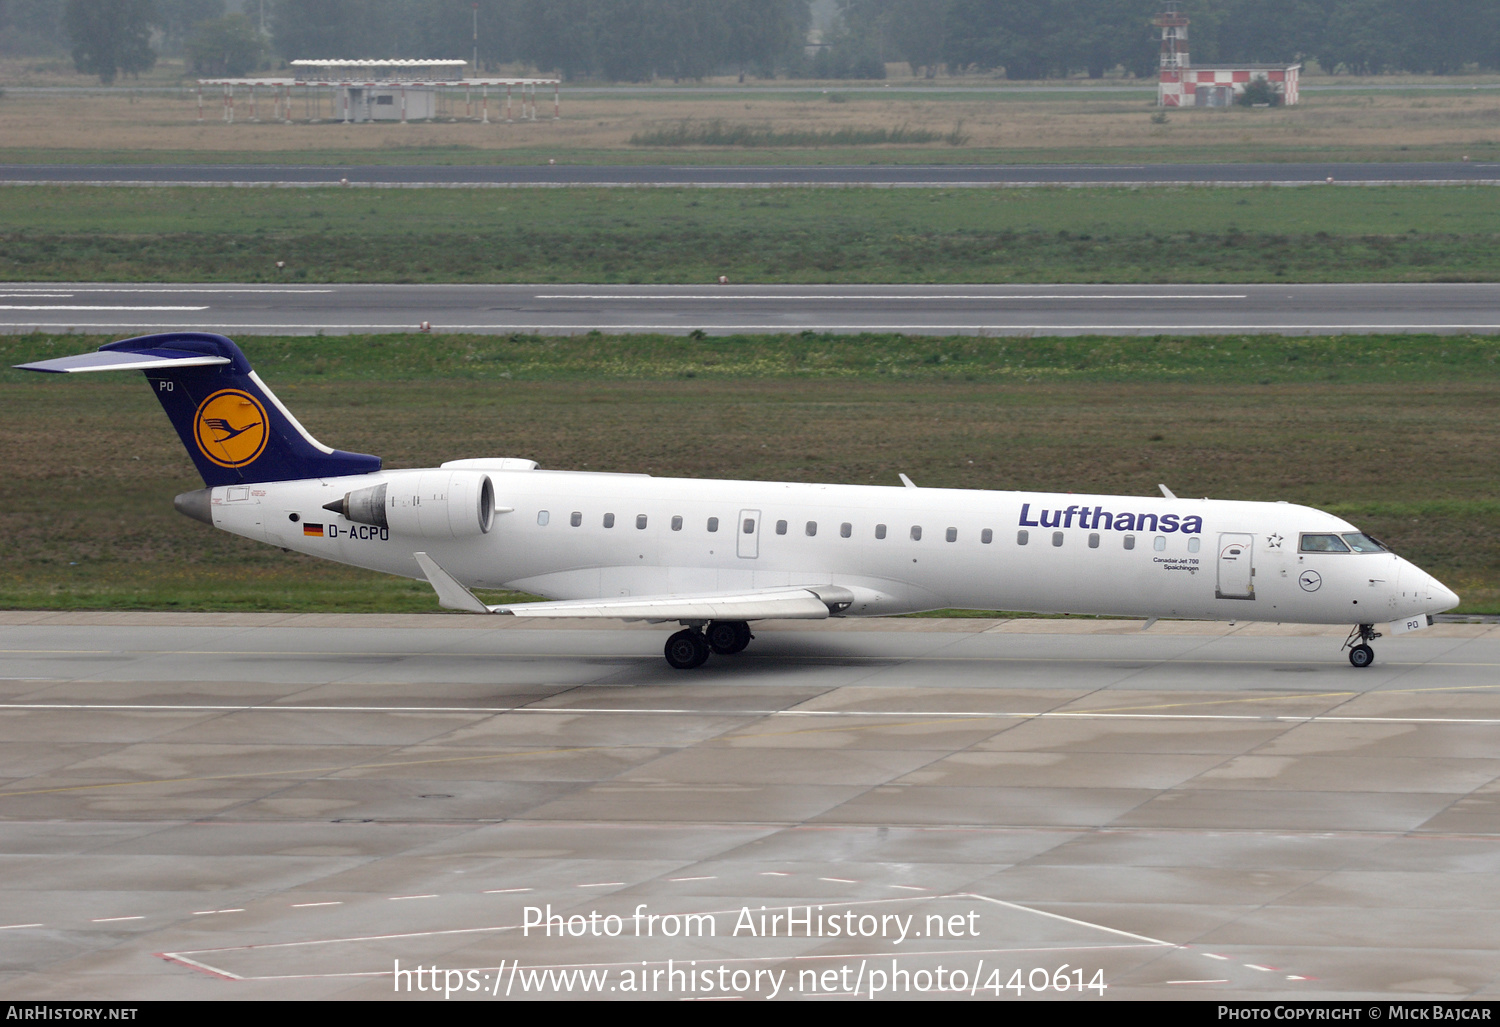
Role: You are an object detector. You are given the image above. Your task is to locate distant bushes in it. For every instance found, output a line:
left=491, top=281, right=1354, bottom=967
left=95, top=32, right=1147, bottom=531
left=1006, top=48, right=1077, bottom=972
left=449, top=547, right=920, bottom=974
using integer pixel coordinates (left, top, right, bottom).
left=629, top=120, right=969, bottom=147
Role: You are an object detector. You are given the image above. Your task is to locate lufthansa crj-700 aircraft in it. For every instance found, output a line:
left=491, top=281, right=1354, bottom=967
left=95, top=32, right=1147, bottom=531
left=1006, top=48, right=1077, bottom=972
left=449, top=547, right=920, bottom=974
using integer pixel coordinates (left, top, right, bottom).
left=18, top=333, right=1460, bottom=669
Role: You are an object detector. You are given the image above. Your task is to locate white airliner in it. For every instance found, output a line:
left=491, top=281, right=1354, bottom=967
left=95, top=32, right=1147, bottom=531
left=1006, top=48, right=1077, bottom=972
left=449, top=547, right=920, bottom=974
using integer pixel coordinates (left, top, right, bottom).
left=18, top=333, right=1459, bottom=669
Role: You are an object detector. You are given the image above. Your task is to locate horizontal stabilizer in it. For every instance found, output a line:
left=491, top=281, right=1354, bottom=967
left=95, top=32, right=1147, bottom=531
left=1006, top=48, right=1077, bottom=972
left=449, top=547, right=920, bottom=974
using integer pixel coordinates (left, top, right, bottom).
left=14, top=350, right=231, bottom=374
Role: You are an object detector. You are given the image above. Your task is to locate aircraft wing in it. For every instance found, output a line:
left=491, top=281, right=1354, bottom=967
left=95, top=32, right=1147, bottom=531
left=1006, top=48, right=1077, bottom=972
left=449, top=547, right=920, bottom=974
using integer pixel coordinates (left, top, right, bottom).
left=413, top=552, right=852, bottom=621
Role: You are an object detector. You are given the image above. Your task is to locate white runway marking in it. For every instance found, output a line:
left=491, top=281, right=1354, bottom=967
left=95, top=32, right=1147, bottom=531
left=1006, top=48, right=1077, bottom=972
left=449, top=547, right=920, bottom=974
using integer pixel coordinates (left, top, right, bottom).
left=533, top=294, right=1252, bottom=302
left=91, top=916, right=144, bottom=922
left=0, top=305, right=209, bottom=311
left=0, top=288, right=332, bottom=294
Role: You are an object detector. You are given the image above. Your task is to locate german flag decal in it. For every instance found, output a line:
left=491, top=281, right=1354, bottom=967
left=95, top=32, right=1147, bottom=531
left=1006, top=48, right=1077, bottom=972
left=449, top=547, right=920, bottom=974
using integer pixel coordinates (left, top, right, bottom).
left=303, top=523, right=325, bottom=537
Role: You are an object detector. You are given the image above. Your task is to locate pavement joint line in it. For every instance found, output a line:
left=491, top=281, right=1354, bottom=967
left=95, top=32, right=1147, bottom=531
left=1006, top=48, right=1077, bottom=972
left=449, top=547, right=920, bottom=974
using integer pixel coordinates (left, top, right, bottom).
left=3, top=679, right=1496, bottom=800
left=6, top=649, right=1500, bottom=669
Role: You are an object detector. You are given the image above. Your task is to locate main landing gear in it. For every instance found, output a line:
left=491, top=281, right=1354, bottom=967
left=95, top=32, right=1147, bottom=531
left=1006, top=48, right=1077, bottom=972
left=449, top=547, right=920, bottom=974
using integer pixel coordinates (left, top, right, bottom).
left=664, top=621, right=755, bottom=670
left=1343, top=623, right=1381, bottom=668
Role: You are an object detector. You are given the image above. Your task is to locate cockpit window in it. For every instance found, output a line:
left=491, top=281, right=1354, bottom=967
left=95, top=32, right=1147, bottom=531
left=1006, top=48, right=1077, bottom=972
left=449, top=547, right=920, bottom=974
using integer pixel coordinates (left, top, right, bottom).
left=1300, top=533, right=1351, bottom=553
left=1340, top=532, right=1388, bottom=553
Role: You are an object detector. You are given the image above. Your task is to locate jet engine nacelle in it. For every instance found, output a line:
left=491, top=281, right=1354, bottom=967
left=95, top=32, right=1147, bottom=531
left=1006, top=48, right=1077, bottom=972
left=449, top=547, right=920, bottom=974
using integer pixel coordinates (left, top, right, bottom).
left=326, top=470, right=495, bottom=539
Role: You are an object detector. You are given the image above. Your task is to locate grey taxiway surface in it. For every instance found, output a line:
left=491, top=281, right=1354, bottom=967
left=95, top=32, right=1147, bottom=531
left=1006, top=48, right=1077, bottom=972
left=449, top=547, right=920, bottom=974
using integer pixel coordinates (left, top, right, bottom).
left=5, top=282, right=1500, bottom=337
left=3, top=161, right=1499, bottom=187
left=2, top=613, right=1498, bottom=1000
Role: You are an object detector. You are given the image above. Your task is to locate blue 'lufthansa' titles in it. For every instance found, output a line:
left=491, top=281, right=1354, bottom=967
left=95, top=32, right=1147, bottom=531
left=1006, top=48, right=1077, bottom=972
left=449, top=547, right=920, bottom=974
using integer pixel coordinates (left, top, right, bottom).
left=1019, top=503, right=1203, bottom=534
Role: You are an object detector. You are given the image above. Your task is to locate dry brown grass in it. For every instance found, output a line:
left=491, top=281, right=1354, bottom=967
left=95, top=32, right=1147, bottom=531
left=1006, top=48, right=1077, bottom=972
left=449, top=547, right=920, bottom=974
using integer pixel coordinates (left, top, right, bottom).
left=1, top=77, right=1498, bottom=159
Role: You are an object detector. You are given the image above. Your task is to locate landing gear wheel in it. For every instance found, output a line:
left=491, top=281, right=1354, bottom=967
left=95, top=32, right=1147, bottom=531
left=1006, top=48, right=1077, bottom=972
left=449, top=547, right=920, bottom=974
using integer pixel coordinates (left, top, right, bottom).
left=706, top=620, right=753, bottom=655
left=1343, top=623, right=1380, bottom=669
left=664, top=628, right=710, bottom=670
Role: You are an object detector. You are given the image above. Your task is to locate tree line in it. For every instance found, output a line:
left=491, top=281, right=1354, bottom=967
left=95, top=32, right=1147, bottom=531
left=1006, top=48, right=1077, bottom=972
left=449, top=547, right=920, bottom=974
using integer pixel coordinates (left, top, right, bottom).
left=832, top=0, right=1500, bottom=79
left=4, top=0, right=1499, bottom=83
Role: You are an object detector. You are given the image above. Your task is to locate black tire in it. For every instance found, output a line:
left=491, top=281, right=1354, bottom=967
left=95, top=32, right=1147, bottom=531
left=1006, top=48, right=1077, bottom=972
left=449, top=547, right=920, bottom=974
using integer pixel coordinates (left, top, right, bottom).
left=706, top=620, right=753, bottom=655
left=1348, top=643, right=1374, bottom=668
left=664, top=629, right=710, bottom=670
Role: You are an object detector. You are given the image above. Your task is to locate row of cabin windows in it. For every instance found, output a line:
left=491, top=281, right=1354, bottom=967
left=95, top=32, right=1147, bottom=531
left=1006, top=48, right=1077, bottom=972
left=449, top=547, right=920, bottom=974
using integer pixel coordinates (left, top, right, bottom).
left=536, top=510, right=1200, bottom=553
left=1015, top=530, right=1202, bottom=553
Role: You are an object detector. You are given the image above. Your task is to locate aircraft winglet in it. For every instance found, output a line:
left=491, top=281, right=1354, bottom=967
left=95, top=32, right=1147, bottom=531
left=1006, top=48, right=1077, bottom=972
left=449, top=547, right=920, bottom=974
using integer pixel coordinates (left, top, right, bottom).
left=1158, top=484, right=1177, bottom=500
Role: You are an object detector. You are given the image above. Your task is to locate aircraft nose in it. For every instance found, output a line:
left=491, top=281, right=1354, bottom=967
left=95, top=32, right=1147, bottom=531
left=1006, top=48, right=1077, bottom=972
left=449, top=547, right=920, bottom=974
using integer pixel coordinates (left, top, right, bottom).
left=1429, top=577, right=1461, bottom=613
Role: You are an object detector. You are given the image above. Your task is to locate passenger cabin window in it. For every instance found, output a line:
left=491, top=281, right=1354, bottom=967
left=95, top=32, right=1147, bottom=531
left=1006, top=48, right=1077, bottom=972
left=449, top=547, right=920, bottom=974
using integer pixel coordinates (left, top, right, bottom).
left=1154, top=536, right=1166, bottom=551
left=840, top=522, right=852, bottom=538
left=945, top=527, right=957, bottom=543
left=570, top=511, right=582, bottom=528
left=1300, top=533, right=1350, bottom=553
left=1052, top=531, right=1064, bottom=547
left=743, top=518, right=755, bottom=534
left=603, top=513, right=615, bottom=528
left=537, top=510, right=549, bottom=526
left=1088, top=532, right=1100, bottom=549
left=707, top=517, right=719, bottom=533
left=1124, top=535, right=1136, bottom=551
left=671, top=515, right=683, bottom=531
left=875, top=524, right=887, bottom=540
left=910, top=526, right=922, bottom=541
left=776, top=520, right=788, bottom=535
left=806, top=521, right=818, bottom=537
left=1017, top=530, right=1029, bottom=546
left=1187, top=537, right=1200, bottom=553
left=981, top=529, right=993, bottom=544
left=637, top=514, right=648, bottom=530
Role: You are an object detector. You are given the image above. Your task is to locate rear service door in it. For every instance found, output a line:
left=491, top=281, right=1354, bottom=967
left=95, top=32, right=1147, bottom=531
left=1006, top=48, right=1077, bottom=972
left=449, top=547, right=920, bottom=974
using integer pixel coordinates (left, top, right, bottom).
left=737, top=509, right=761, bottom=559
left=1216, top=533, right=1255, bottom=600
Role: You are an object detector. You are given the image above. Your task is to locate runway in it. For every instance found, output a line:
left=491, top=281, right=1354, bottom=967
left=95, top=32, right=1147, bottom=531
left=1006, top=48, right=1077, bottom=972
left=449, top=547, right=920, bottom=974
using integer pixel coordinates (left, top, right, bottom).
left=2, top=161, right=1498, bottom=188
left=4, top=282, right=1500, bottom=337
left=1, top=612, right=1498, bottom=1000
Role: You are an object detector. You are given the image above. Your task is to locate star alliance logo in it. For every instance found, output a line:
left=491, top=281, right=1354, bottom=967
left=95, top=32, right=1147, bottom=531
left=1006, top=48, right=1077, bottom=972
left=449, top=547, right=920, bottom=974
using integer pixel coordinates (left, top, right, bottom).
left=1266, top=534, right=1284, bottom=549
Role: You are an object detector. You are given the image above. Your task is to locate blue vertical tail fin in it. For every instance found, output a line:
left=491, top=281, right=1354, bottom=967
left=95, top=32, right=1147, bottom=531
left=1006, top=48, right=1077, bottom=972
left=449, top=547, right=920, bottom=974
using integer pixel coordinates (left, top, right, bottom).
left=15, top=332, right=381, bottom=486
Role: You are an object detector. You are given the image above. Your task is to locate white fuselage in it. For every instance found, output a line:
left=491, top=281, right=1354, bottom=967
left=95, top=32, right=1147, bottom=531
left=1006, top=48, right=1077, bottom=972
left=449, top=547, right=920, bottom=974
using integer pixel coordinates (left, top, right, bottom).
left=204, top=463, right=1458, bottom=625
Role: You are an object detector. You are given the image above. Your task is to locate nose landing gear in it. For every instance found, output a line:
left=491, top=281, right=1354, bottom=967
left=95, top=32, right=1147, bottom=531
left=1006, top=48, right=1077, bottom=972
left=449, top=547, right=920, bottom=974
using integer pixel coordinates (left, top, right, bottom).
left=1343, top=623, right=1380, bottom=668
left=664, top=620, right=755, bottom=669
